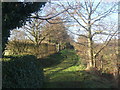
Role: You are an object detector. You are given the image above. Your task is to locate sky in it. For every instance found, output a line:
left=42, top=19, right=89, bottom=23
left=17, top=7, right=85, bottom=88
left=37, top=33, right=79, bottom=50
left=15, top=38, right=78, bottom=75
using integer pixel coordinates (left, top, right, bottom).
left=48, top=0, right=118, bottom=43
left=9, top=0, right=118, bottom=43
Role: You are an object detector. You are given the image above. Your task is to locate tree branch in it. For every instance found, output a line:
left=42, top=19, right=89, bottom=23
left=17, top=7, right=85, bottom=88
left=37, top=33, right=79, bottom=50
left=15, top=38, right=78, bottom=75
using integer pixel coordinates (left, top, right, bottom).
left=30, top=7, right=72, bottom=20
left=91, top=0, right=102, bottom=14
left=94, top=30, right=118, bottom=58
left=91, top=3, right=117, bottom=25
left=67, top=29, right=88, bottom=38
left=76, top=42, right=87, bottom=46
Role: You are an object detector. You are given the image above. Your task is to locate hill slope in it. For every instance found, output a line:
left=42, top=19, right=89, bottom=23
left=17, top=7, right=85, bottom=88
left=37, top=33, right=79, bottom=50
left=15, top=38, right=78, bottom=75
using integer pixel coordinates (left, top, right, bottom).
left=41, top=49, right=116, bottom=88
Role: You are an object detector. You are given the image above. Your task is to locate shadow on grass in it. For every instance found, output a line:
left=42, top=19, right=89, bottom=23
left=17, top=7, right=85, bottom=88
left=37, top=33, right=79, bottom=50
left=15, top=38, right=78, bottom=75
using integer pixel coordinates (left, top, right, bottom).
left=43, top=70, right=85, bottom=88
left=43, top=70, right=117, bottom=88
left=39, top=52, right=65, bottom=68
left=45, top=59, right=79, bottom=78
left=37, top=49, right=117, bottom=88
left=43, top=81, right=83, bottom=88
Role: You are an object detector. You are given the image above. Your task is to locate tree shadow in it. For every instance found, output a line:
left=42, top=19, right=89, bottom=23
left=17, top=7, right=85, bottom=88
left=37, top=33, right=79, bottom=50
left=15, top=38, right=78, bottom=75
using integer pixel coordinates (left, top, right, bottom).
left=38, top=52, right=65, bottom=68
left=45, top=59, right=79, bottom=77
left=43, top=81, right=83, bottom=88
left=43, top=70, right=117, bottom=88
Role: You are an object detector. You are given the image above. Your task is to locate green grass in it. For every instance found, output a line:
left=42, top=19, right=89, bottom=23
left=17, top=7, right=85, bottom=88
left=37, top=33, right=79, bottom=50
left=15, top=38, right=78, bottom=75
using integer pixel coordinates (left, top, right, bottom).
left=42, top=49, right=116, bottom=88
left=3, top=49, right=116, bottom=88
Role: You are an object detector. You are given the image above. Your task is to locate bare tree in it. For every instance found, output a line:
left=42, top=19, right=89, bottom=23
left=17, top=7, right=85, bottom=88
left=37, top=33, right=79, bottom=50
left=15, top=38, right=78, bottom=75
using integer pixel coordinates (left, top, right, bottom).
left=19, top=0, right=118, bottom=69
left=42, top=17, right=70, bottom=51
left=9, top=29, right=27, bottom=41
left=54, top=0, right=118, bottom=68
left=23, top=16, right=47, bottom=46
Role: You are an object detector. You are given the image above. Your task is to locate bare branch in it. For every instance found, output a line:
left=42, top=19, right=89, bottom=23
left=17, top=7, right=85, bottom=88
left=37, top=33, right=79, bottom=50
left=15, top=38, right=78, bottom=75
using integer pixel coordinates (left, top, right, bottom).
left=91, top=0, right=102, bottom=14
left=91, top=3, right=117, bottom=25
left=26, top=34, right=35, bottom=43
left=38, top=37, right=46, bottom=44
left=76, top=42, right=87, bottom=46
left=30, top=7, right=72, bottom=20
left=73, top=9, right=88, bottom=24
left=67, top=29, right=88, bottom=38
left=66, top=1, right=87, bottom=24
left=92, top=32, right=118, bottom=38
left=46, top=19, right=72, bottom=24
left=59, top=1, right=88, bottom=30
left=84, top=0, right=90, bottom=14
left=92, top=22, right=117, bottom=37
left=94, top=30, right=118, bottom=58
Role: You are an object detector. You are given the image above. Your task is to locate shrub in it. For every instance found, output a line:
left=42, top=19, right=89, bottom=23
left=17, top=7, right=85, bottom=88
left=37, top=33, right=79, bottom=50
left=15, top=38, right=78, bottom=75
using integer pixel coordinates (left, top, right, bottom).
left=2, top=55, right=44, bottom=88
left=5, top=41, right=57, bottom=58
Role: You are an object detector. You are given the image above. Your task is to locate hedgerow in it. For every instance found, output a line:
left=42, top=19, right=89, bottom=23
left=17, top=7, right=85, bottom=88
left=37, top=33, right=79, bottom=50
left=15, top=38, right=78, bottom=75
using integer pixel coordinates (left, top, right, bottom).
left=2, top=55, right=44, bottom=88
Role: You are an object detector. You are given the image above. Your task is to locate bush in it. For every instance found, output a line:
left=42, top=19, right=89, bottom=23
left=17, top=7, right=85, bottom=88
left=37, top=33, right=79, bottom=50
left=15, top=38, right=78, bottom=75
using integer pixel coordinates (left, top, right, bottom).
left=2, top=55, right=44, bottom=88
left=5, top=41, right=57, bottom=58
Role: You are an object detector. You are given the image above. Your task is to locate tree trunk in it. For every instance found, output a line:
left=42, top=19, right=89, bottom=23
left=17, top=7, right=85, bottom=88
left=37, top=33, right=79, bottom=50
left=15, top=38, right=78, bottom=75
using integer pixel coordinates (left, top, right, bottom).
left=87, top=37, right=94, bottom=68
left=94, top=58, right=97, bottom=68
left=100, top=55, right=103, bottom=70
left=100, top=59, right=103, bottom=70
left=87, top=20, right=94, bottom=68
left=57, top=43, right=60, bottom=52
left=116, top=63, right=120, bottom=88
left=86, top=12, right=94, bottom=68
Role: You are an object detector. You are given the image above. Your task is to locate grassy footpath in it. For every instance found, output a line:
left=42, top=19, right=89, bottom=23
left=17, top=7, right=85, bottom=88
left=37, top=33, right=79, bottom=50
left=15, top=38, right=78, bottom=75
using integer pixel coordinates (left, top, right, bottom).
left=41, top=49, right=116, bottom=88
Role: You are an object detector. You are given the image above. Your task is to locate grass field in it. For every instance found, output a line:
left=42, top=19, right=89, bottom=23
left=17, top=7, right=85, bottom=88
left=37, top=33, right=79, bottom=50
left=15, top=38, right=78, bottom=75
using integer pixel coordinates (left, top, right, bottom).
left=3, top=49, right=116, bottom=88
left=41, top=49, right=116, bottom=88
